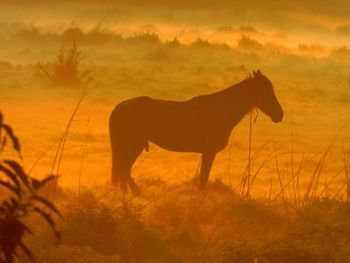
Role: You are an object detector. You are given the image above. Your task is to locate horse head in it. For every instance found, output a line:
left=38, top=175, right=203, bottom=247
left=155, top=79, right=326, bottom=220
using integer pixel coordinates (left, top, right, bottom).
left=251, top=70, right=283, bottom=123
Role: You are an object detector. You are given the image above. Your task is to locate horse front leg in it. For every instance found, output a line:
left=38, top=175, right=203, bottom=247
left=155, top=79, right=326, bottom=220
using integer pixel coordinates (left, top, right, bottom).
left=199, top=151, right=216, bottom=189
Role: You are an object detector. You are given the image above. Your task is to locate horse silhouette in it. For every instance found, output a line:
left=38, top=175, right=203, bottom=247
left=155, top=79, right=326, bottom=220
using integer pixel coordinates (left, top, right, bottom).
left=109, top=70, right=283, bottom=194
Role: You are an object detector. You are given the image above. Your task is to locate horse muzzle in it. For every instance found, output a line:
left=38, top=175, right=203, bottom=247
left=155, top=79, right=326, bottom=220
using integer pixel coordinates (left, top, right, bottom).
left=271, top=110, right=284, bottom=123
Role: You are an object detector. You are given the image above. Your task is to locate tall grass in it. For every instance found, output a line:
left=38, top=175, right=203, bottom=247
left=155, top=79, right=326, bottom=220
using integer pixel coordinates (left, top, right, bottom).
left=341, top=143, right=350, bottom=204
left=13, top=113, right=350, bottom=263
left=38, top=42, right=92, bottom=87
left=268, top=131, right=350, bottom=221
left=48, top=81, right=89, bottom=202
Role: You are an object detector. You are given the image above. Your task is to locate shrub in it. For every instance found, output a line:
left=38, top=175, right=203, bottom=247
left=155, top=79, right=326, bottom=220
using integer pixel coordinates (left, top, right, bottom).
left=0, top=112, right=61, bottom=263
left=37, top=42, right=91, bottom=87
left=61, top=202, right=175, bottom=263
left=217, top=240, right=258, bottom=263
left=34, top=245, right=125, bottom=263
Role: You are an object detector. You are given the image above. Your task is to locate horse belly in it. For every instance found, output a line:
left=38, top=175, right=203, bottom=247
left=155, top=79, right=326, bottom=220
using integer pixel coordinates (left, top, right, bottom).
left=145, top=107, right=206, bottom=152
left=146, top=117, right=204, bottom=152
left=149, top=132, right=204, bottom=152
left=147, top=120, right=230, bottom=154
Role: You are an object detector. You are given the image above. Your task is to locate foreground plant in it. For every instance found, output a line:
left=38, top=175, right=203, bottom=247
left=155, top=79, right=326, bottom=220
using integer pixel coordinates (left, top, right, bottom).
left=0, top=112, right=61, bottom=263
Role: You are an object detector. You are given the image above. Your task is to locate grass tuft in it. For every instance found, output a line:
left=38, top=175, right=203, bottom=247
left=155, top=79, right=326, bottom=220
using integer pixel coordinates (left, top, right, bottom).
left=37, top=42, right=92, bottom=87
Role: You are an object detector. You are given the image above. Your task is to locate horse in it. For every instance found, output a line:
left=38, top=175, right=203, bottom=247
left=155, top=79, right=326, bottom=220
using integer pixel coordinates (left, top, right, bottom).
left=109, top=70, right=283, bottom=194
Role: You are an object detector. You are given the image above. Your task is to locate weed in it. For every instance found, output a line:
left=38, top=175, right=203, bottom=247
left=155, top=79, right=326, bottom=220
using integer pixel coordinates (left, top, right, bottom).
left=37, top=42, right=91, bottom=87
left=0, top=112, right=61, bottom=262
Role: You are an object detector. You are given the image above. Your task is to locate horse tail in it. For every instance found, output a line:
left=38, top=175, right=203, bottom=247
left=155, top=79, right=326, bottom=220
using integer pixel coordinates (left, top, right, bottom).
left=111, top=148, right=128, bottom=193
left=109, top=110, right=128, bottom=192
left=109, top=98, right=149, bottom=194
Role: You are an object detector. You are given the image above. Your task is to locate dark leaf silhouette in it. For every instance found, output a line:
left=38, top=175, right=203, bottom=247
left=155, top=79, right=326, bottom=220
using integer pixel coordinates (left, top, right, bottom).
left=0, top=181, right=19, bottom=197
left=31, top=175, right=56, bottom=190
left=0, top=164, right=21, bottom=190
left=3, top=160, right=30, bottom=189
left=0, top=113, right=2, bottom=140
left=18, top=242, right=34, bottom=262
left=32, top=195, right=62, bottom=217
left=33, top=208, right=60, bottom=239
left=1, top=124, right=21, bottom=156
left=0, top=136, right=6, bottom=154
left=0, top=113, right=61, bottom=262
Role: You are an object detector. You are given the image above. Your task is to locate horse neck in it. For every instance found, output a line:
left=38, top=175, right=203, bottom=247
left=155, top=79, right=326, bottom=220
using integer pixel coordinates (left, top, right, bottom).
left=214, top=78, right=256, bottom=118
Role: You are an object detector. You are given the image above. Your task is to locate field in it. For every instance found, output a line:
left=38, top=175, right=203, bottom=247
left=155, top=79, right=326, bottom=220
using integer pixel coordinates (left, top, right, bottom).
left=1, top=2, right=350, bottom=262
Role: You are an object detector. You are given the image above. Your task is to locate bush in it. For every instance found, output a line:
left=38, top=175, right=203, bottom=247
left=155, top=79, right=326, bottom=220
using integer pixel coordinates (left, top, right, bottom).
left=37, top=42, right=91, bottom=87
left=34, top=245, right=124, bottom=263
left=60, top=202, right=175, bottom=263
left=0, top=112, right=61, bottom=263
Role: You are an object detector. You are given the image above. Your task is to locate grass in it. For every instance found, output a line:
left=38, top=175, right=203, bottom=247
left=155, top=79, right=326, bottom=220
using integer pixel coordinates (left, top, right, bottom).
left=341, top=143, right=350, bottom=204
left=1, top=20, right=350, bottom=263
left=37, top=42, right=92, bottom=87
left=11, top=112, right=350, bottom=262
left=2, top=66, right=350, bottom=262
left=19, top=179, right=350, bottom=263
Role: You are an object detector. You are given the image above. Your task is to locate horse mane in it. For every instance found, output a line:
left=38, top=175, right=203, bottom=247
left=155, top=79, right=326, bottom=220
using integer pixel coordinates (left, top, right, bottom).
left=188, top=70, right=263, bottom=106
left=246, top=71, right=261, bottom=81
left=246, top=73, right=254, bottom=80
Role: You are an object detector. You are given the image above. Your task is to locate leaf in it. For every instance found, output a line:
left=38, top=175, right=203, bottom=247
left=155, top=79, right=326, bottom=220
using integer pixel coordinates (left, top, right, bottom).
left=3, top=250, right=14, bottom=263
left=0, top=112, right=3, bottom=140
left=0, top=163, right=21, bottom=189
left=3, top=197, right=19, bottom=214
left=32, top=195, right=62, bottom=217
left=3, top=199, right=13, bottom=212
left=18, top=242, right=34, bottom=262
left=17, top=221, right=33, bottom=235
left=9, top=197, right=19, bottom=208
left=0, top=135, right=7, bottom=153
left=33, top=207, right=54, bottom=227
left=3, top=160, right=30, bottom=189
left=0, top=181, right=20, bottom=197
left=31, top=175, right=57, bottom=190
left=2, top=124, right=21, bottom=156
left=33, top=207, right=61, bottom=240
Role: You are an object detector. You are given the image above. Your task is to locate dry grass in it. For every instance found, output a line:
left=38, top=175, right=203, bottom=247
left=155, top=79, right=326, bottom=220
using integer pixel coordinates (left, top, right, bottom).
left=341, top=143, right=350, bottom=204
left=37, top=42, right=92, bottom=87
left=1, top=19, right=350, bottom=263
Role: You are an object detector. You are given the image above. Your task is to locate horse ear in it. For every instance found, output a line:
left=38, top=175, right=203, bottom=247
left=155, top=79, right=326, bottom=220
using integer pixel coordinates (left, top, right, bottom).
left=253, top=71, right=257, bottom=77
left=257, top=70, right=262, bottom=76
